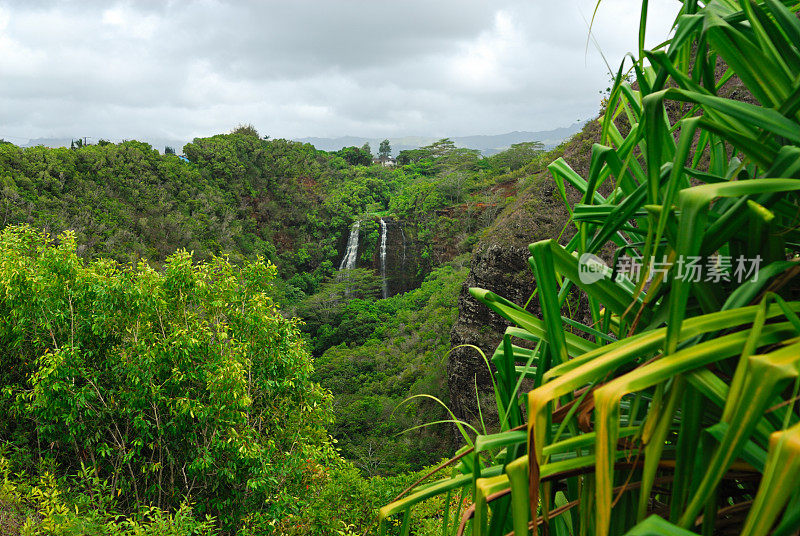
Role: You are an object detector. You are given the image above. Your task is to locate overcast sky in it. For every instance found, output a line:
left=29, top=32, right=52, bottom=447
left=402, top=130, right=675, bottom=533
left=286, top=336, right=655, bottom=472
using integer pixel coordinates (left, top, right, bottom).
left=0, top=0, right=677, bottom=147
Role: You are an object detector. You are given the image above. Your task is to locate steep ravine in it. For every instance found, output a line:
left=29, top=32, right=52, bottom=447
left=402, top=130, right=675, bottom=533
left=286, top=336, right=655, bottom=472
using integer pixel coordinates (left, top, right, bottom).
left=448, top=120, right=601, bottom=424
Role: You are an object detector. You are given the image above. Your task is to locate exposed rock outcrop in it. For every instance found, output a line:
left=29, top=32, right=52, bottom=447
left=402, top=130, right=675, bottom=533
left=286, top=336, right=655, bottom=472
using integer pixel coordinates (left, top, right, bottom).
left=447, top=59, right=766, bottom=425
left=448, top=120, right=601, bottom=424
left=370, top=217, right=415, bottom=297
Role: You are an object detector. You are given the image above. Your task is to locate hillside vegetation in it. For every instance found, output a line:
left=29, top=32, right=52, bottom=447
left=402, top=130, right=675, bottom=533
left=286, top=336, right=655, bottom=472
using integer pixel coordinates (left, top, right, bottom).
left=0, top=122, right=560, bottom=534
left=0, top=133, right=538, bottom=293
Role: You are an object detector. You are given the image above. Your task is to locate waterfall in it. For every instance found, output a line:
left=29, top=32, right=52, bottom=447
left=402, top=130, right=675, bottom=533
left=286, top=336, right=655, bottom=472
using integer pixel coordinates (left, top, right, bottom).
left=338, top=221, right=360, bottom=271
left=380, top=219, right=388, bottom=298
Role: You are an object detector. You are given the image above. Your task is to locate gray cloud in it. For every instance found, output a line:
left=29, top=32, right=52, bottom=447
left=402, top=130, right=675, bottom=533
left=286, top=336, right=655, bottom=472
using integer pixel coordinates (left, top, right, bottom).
left=0, top=0, right=676, bottom=148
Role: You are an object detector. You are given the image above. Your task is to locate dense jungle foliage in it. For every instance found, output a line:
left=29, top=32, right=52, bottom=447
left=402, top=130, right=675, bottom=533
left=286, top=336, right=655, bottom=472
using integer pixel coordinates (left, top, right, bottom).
left=8, top=0, right=800, bottom=533
left=0, top=226, right=331, bottom=532
left=0, top=122, right=556, bottom=533
left=0, top=133, right=534, bottom=295
left=313, top=258, right=469, bottom=476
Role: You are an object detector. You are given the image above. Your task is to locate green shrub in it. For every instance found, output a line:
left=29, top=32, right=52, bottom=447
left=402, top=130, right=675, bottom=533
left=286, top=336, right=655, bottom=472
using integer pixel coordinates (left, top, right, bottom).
left=0, top=456, right=217, bottom=536
left=0, top=225, right=332, bottom=532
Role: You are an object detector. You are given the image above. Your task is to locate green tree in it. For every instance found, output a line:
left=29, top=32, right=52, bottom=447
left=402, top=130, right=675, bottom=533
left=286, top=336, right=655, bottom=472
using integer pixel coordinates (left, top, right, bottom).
left=231, top=123, right=259, bottom=137
left=361, top=142, right=373, bottom=161
left=378, top=139, right=391, bottom=162
left=337, top=145, right=372, bottom=166
left=396, top=148, right=429, bottom=165
left=491, top=140, right=544, bottom=171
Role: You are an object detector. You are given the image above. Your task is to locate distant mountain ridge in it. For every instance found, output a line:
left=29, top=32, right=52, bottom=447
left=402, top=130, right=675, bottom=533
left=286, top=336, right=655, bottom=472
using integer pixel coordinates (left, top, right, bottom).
left=17, top=136, right=186, bottom=153
left=295, top=122, right=585, bottom=156
left=11, top=122, right=585, bottom=157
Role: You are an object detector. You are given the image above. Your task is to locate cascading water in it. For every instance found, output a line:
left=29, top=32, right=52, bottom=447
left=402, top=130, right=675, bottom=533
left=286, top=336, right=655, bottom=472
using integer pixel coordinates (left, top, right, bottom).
left=380, top=219, right=388, bottom=298
left=339, top=221, right=360, bottom=271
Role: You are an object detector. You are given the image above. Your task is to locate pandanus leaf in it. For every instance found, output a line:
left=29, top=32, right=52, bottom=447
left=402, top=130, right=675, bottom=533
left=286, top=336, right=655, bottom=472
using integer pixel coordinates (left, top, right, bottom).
left=381, top=1, right=800, bottom=532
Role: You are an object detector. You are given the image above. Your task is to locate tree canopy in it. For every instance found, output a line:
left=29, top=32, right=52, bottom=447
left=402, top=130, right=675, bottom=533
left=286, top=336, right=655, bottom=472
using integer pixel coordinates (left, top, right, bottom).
left=378, top=139, right=391, bottom=161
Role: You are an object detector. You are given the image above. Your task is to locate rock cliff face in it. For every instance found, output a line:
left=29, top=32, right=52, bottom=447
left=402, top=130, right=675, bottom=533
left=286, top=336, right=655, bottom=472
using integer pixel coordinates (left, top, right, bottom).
left=370, top=217, right=416, bottom=297
left=448, top=120, right=600, bottom=424
left=336, top=217, right=422, bottom=298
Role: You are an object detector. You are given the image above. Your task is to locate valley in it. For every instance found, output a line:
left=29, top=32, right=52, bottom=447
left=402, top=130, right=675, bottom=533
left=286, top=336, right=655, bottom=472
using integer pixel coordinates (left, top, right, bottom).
left=0, top=127, right=577, bottom=533
left=3, top=1, right=800, bottom=535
